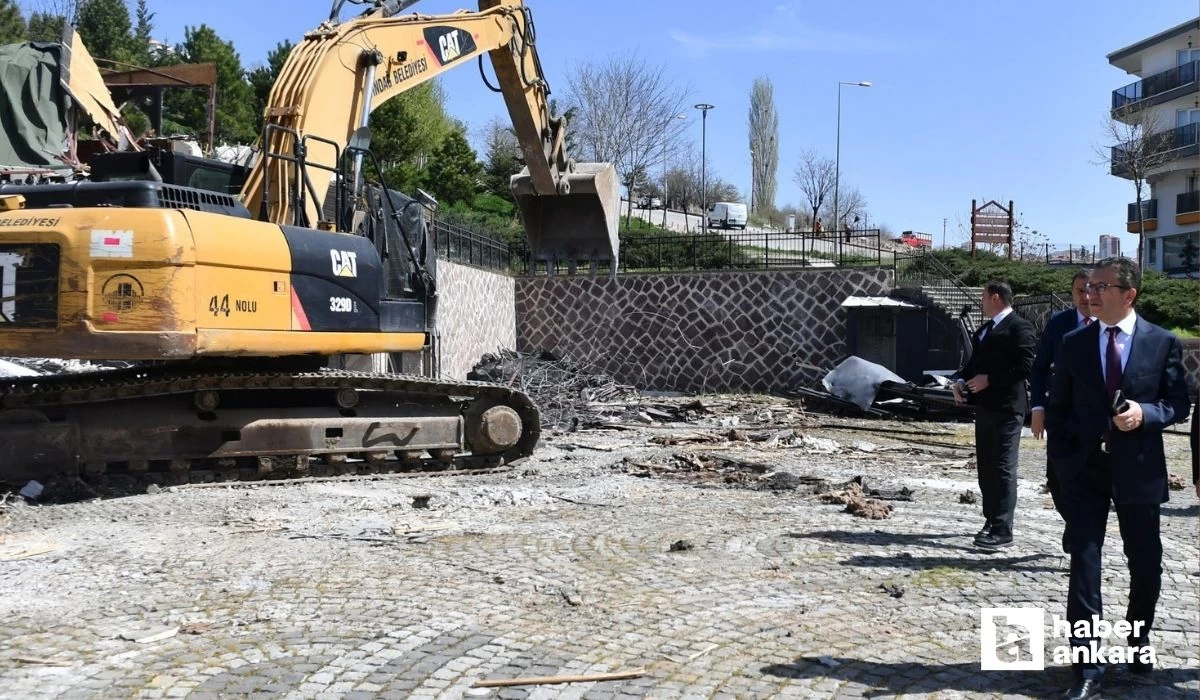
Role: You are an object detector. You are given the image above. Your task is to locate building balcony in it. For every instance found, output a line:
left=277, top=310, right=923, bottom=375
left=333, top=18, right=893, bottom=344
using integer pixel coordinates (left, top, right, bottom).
left=1111, top=123, right=1199, bottom=177
left=1127, top=199, right=1157, bottom=233
left=1112, top=60, right=1199, bottom=113
left=1178, top=190, right=1200, bottom=225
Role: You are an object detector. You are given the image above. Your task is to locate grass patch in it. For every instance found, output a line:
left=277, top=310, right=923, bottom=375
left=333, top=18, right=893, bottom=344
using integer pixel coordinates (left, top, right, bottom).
left=907, top=565, right=974, bottom=589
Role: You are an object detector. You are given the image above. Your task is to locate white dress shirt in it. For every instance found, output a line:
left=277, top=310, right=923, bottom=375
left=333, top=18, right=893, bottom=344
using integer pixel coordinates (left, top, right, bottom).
left=1098, top=311, right=1137, bottom=379
left=978, top=306, right=1012, bottom=341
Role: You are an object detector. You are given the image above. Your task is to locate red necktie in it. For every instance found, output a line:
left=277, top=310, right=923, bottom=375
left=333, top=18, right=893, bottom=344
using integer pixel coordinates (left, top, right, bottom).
left=1105, top=327, right=1122, bottom=401
left=1083, top=317, right=1093, bottom=327
left=1103, top=326, right=1122, bottom=447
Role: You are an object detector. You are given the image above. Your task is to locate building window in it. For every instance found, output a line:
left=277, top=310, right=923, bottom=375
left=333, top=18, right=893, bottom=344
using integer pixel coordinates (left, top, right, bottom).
left=1148, top=237, right=1157, bottom=265
left=1161, top=232, right=1200, bottom=275
left=1178, top=48, right=1200, bottom=65
left=1177, top=108, right=1200, bottom=128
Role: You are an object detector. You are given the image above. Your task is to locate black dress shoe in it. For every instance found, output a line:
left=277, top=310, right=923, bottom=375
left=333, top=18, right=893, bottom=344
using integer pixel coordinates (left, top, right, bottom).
left=1128, top=639, right=1153, bottom=674
left=1062, top=678, right=1101, bottom=699
left=974, top=532, right=1013, bottom=549
left=976, top=524, right=991, bottom=539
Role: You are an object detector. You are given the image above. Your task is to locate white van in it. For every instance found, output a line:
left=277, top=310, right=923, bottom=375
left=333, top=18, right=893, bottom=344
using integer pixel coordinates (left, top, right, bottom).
left=706, top=201, right=747, bottom=229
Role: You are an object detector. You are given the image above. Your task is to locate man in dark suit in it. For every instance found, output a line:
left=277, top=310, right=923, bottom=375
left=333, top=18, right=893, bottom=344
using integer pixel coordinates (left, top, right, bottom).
left=952, top=280, right=1037, bottom=549
left=1046, top=257, right=1189, bottom=700
left=1028, top=269, right=1094, bottom=552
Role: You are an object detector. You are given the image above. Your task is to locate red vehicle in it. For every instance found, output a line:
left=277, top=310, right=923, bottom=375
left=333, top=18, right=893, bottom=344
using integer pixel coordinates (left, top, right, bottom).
left=898, top=231, right=933, bottom=248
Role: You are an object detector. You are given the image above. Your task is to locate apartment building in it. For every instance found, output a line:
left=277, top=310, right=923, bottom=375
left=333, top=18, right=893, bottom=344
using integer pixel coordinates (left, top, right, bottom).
left=1099, top=234, right=1121, bottom=258
left=1107, top=17, right=1200, bottom=276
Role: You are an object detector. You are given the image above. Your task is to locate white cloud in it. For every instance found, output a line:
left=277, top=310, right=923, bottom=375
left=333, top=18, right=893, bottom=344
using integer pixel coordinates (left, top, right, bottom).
left=670, top=3, right=894, bottom=58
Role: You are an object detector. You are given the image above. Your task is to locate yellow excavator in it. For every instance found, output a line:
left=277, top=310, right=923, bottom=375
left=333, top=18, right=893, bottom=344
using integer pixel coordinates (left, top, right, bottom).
left=0, top=0, right=620, bottom=489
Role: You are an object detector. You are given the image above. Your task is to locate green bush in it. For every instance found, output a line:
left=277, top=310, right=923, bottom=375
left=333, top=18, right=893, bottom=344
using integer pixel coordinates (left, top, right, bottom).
left=619, top=221, right=754, bottom=271
left=1137, top=272, right=1199, bottom=334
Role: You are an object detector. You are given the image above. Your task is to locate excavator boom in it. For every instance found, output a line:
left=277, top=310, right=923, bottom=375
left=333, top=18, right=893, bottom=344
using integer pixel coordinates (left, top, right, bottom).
left=239, top=0, right=619, bottom=272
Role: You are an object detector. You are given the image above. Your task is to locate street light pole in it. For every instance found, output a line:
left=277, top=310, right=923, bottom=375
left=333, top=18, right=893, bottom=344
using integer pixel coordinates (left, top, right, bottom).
left=695, top=103, right=713, bottom=229
left=833, top=81, right=870, bottom=238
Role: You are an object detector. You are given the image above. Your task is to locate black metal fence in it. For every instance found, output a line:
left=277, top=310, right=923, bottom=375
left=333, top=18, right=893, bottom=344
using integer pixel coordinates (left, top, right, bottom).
left=512, top=229, right=890, bottom=274
left=1012, top=292, right=1072, bottom=335
left=431, top=216, right=512, bottom=272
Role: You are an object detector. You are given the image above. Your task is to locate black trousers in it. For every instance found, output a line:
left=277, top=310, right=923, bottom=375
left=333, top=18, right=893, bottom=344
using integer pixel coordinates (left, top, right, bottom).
left=974, top=407, right=1023, bottom=535
left=1063, top=449, right=1163, bottom=681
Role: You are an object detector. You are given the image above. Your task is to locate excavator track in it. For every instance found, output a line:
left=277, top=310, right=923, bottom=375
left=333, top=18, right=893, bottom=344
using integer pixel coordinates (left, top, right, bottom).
left=0, top=367, right=540, bottom=491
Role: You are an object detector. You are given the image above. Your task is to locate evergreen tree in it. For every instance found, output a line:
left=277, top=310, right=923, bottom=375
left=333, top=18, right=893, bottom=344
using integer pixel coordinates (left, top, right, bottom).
left=75, top=0, right=135, bottom=65
left=25, top=12, right=65, bottom=42
left=247, top=39, right=293, bottom=134
left=479, top=115, right=519, bottom=201
left=166, top=24, right=256, bottom=144
left=366, top=81, right=453, bottom=194
left=0, top=0, right=25, bottom=44
left=131, top=0, right=153, bottom=65
left=422, top=128, right=480, bottom=206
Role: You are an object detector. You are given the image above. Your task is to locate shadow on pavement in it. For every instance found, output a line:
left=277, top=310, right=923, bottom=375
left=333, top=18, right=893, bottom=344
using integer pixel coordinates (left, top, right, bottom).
left=760, top=656, right=1199, bottom=698
left=788, top=529, right=981, bottom=553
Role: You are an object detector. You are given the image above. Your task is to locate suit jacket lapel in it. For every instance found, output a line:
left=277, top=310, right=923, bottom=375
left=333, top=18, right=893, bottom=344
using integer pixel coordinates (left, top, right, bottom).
left=1121, top=317, right=1154, bottom=391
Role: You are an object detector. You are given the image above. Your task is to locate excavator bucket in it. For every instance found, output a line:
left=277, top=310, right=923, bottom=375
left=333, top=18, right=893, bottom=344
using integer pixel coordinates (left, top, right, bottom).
left=511, top=162, right=620, bottom=274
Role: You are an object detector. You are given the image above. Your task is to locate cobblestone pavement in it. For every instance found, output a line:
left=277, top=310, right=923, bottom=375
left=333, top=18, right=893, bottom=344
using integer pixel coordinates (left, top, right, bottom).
left=0, top=397, right=1196, bottom=699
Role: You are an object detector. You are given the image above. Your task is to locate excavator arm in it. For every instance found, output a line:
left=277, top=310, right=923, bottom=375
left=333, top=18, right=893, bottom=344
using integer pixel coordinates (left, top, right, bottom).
left=239, top=0, right=619, bottom=272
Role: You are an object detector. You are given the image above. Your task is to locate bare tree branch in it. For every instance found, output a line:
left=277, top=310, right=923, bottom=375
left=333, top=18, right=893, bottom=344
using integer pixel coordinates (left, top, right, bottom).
left=792, top=148, right=836, bottom=232
left=565, top=51, right=692, bottom=225
left=838, top=187, right=867, bottom=231
left=1093, top=106, right=1173, bottom=265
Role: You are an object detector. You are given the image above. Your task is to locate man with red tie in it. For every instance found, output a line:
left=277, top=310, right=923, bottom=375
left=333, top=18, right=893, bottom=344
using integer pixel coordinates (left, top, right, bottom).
left=1046, top=258, right=1190, bottom=699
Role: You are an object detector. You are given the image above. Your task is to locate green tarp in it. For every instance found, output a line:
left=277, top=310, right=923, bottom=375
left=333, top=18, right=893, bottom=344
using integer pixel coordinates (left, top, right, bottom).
left=0, top=41, right=73, bottom=174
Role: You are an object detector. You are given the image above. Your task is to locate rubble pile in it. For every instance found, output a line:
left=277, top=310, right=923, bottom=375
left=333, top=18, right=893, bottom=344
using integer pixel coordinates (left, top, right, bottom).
left=817, top=480, right=894, bottom=520
left=468, top=349, right=641, bottom=428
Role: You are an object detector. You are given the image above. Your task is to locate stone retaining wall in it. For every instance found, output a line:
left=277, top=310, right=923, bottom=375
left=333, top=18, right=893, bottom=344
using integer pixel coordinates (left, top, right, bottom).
left=515, top=268, right=893, bottom=393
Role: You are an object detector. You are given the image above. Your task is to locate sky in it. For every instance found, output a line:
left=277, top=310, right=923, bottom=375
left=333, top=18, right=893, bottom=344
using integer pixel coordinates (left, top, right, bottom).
left=74, top=0, right=1200, bottom=250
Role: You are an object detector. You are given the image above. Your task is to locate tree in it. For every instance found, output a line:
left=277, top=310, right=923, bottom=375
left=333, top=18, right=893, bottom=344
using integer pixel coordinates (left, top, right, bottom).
left=422, top=128, right=480, bottom=206
left=793, top=148, right=836, bottom=232
left=25, top=11, right=64, bottom=41
left=838, top=187, right=867, bottom=234
left=748, top=76, right=778, bottom=217
left=75, top=0, right=136, bottom=65
left=0, top=0, right=25, bottom=43
left=564, top=51, right=691, bottom=227
left=367, top=81, right=454, bottom=195
left=1096, top=106, right=1173, bottom=266
left=130, top=0, right=153, bottom=65
left=22, top=0, right=77, bottom=39
left=548, top=98, right=578, bottom=161
left=247, top=39, right=294, bottom=134
left=478, top=115, right=520, bottom=202
left=166, top=24, right=257, bottom=145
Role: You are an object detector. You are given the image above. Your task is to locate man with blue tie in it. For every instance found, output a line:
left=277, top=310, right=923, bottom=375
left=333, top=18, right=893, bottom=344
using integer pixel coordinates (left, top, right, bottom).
left=1046, top=258, right=1190, bottom=700
left=1028, top=269, right=1095, bottom=553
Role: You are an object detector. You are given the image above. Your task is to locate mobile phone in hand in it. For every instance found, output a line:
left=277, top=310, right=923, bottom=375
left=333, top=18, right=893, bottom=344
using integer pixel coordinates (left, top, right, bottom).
left=1111, top=389, right=1130, bottom=416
